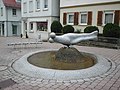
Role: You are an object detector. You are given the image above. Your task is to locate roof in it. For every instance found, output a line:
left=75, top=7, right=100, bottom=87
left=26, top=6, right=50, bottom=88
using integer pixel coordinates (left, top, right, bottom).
left=3, top=0, right=21, bottom=8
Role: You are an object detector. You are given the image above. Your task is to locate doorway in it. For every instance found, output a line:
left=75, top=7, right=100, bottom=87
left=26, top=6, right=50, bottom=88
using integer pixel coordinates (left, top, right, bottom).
left=12, top=25, right=17, bottom=36
left=2, top=24, right=4, bottom=36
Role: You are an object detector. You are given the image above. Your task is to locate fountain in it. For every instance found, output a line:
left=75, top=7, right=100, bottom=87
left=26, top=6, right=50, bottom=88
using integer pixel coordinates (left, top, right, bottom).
left=12, top=31, right=113, bottom=80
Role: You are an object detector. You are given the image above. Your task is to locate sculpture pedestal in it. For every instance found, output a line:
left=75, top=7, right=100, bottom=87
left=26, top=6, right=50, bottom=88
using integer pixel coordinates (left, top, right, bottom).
left=55, top=47, right=85, bottom=63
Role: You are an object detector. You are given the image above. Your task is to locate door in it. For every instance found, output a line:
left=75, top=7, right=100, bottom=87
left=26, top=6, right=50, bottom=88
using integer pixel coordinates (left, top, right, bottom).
left=12, top=25, right=17, bottom=36
left=2, top=24, right=4, bottom=36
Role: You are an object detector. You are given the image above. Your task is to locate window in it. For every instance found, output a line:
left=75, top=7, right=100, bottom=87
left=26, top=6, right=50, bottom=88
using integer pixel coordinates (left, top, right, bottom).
left=23, top=2, right=27, bottom=13
left=12, top=9, right=16, bottom=16
left=30, top=23, right=33, bottom=30
left=44, top=0, right=48, bottom=9
left=67, top=13, right=74, bottom=25
left=36, top=0, right=40, bottom=10
left=80, top=12, right=87, bottom=25
left=103, top=11, right=114, bottom=25
left=1, top=7, right=3, bottom=16
left=29, top=1, right=33, bottom=12
left=37, top=22, right=47, bottom=31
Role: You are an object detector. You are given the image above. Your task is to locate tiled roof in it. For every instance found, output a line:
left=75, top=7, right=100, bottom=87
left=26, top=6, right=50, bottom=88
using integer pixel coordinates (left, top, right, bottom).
left=3, top=0, right=21, bottom=8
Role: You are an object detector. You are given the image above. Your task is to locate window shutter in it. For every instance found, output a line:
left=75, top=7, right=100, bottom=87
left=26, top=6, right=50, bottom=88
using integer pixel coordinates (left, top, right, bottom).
left=74, top=12, right=79, bottom=25
left=114, top=10, right=120, bottom=25
left=87, top=11, right=92, bottom=25
left=97, top=11, right=103, bottom=26
left=63, top=13, right=67, bottom=25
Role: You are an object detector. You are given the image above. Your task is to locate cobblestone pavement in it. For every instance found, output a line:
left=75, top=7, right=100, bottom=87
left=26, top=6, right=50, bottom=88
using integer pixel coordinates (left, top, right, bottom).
left=0, top=37, right=120, bottom=90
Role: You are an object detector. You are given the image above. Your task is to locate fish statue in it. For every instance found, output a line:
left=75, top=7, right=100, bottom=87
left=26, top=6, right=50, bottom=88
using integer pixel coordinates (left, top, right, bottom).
left=49, top=31, right=98, bottom=47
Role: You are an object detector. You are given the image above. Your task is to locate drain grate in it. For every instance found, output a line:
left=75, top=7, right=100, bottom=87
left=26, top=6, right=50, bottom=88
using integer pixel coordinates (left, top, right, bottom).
left=0, top=79, right=16, bottom=89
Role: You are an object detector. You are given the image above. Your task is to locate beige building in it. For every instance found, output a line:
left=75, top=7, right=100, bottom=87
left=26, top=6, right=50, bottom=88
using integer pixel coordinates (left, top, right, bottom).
left=60, top=0, right=120, bottom=33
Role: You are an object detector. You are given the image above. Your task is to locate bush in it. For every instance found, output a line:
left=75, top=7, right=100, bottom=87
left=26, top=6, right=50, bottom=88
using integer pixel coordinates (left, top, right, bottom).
left=51, top=21, right=63, bottom=33
left=103, top=23, right=120, bottom=38
left=62, top=25, right=74, bottom=34
left=84, top=26, right=99, bottom=33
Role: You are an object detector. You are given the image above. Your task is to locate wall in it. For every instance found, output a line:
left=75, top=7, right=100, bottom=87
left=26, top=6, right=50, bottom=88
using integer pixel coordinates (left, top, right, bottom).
left=60, top=3, right=120, bottom=33
left=51, top=0, right=60, bottom=16
left=7, top=8, right=21, bottom=21
left=60, top=0, right=120, bottom=7
left=22, top=0, right=60, bottom=17
left=0, top=0, right=6, bottom=21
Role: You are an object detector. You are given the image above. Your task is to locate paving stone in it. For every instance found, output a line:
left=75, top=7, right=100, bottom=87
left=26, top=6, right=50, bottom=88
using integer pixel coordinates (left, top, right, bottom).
left=113, top=83, right=120, bottom=88
left=0, top=79, right=16, bottom=89
left=110, top=86, right=119, bottom=90
left=102, top=84, right=112, bottom=90
left=70, top=80, right=78, bottom=83
left=58, top=85, right=67, bottom=89
left=38, top=87, right=48, bottom=90
left=84, top=88, right=92, bottom=90
left=55, top=88, right=62, bottom=90
left=63, top=82, right=71, bottom=86
left=95, top=85, right=104, bottom=90
left=52, top=83, right=63, bottom=89
left=38, top=83, right=45, bottom=88
left=80, top=84, right=88, bottom=89
left=45, top=83, right=54, bottom=88
left=67, top=86, right=78, bottom=90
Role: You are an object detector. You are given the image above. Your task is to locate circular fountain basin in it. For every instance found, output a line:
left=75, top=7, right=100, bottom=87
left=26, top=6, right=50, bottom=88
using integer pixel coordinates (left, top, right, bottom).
left=12, top=49, right=112, bottom=80
left=28, top=51, right=96, bottom=70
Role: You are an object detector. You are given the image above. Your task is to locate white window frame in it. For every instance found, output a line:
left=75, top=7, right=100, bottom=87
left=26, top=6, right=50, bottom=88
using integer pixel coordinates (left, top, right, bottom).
left=23, top=2, right=27, bottom=13
left=43, top=0, right=48, bottom=10
left=12, top=9, right=17, bottom=16
left=36, top=0, right=40, bottom=11
left=29, top=1, right=33, bottom=12
left=1, top=7, right=3, bottom=16
left=79, top=12, right=87, bottom=25
left=67, top=13, right=74, bottom=25
left=30, top=22, right=33, bottom=32
left=103, top=11, right=114, bottom=25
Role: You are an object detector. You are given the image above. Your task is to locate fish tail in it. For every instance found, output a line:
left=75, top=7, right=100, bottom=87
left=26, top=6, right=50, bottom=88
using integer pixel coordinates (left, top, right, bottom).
left=91, top=31, right=98, bottom=36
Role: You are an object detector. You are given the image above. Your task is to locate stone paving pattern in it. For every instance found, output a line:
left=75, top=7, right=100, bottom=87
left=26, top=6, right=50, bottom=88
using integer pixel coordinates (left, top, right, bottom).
left=0, top=37, right=120, bottom=90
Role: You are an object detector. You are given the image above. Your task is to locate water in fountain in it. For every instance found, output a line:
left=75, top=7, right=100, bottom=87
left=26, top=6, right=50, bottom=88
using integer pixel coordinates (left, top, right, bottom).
left=28, top=47, right=96, bottom=70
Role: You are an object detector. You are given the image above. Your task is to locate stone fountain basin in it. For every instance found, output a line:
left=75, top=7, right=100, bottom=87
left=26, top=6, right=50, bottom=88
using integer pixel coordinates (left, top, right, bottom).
left=12, top=49, right=113, bottom=80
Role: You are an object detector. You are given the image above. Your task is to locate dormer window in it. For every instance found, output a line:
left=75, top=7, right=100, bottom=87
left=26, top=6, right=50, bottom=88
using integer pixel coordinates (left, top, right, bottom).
left=12, top=9, right=16, bottom=16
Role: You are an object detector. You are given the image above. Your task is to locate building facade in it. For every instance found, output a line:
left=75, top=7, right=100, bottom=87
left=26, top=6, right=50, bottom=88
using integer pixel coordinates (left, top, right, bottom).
left=0, top=0, right=21, bottom=37
left=21, top=0, right=60, bottom=40
left=60, top=0, right=120, bottom=33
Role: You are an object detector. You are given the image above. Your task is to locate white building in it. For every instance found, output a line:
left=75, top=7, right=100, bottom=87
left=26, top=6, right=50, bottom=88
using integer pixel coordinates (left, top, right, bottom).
left=21, top=0, right=60, bottom=40
left=0, top=0, right=21, bottom=37
left=60, top=0, right=120, bottom=33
